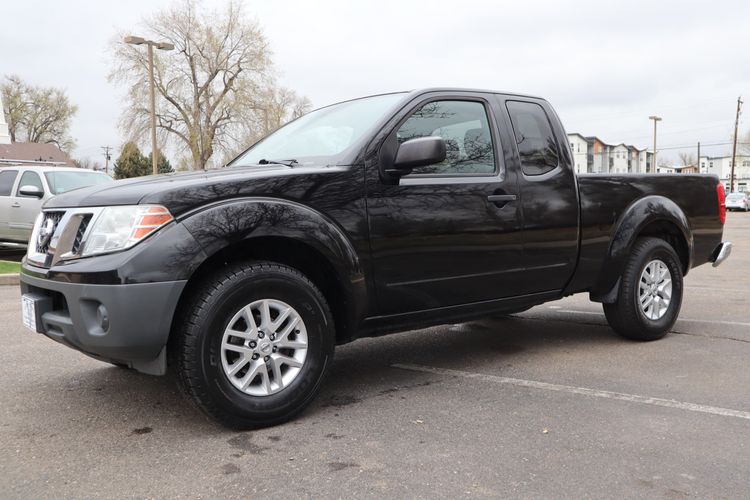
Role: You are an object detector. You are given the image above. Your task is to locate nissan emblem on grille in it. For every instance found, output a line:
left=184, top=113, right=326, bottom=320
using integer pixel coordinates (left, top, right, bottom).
left=37, top=217, right=56, bottom=250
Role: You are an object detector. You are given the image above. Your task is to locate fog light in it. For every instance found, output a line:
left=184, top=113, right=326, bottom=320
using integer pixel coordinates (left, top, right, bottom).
left=96, top=304, right=110, bottom=332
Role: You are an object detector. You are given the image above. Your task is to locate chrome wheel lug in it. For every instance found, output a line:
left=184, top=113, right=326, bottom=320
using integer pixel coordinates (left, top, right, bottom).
left=272, top=346, right=277, bottom=353
left=258, top=332, right=265, bottom=339
left=269, top=334, right=275, bottom=341
left=249, top=341, right=257, bottom=348
left=264, top=355, right=270, bottom=362
left=252, top=353, right=259, bottom=360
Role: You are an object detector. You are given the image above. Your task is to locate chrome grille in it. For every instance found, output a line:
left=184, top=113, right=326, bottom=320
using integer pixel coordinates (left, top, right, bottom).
left=35, top=211, right=65, bottom=254
left=71, top=215, right=92, bottom=255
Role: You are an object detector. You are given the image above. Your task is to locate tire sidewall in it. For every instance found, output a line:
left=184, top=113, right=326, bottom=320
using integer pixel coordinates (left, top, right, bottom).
left=195, top=267, right=333, bottom=421
left=630, top=242, right=683, bottom=334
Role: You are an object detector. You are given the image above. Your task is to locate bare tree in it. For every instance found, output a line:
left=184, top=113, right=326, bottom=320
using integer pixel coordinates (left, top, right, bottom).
left=73, top=157, right=103, bottom=171
left=677, top=151, right=696, bottom=166
left=658, top=157, right=673, bottom=168
left=1, top=74, right=77, bottom=151
left=110, top=0, right=309, bottom=169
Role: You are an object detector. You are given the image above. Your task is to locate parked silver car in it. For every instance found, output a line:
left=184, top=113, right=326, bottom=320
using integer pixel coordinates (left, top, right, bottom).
left=0, top=166, right=113, bottom=246
left=726, top=192, right=749, bottom=212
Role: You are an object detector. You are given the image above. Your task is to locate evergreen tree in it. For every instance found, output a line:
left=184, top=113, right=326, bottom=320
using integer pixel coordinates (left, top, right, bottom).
left=113, top=142, right=149, bottom=179
left=147, top=151, right=174, bottom=174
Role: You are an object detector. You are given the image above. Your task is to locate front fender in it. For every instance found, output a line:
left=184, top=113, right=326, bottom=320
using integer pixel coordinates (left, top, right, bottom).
left=591, top=195, right=692, bottom=301
left=179, top=197, right=363, bottom=283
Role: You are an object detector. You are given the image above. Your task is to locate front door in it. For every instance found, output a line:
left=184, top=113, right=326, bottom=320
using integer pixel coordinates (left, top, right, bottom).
left=366, top=95, right=526, bottom=315
left=8, top=170, right=45, bottom=243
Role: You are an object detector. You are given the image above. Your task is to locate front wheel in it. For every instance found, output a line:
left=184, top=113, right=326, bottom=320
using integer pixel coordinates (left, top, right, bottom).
left=172, top=262, right=335, bottom=429
left=603, top=237, right=683, bottom=341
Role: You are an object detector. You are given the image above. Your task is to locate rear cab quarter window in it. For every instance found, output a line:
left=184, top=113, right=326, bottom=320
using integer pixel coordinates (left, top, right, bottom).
left=505, top=100, right=561, bottom=176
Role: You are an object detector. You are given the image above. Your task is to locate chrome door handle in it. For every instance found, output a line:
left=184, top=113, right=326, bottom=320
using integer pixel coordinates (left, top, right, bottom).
left=11, top=202, right=21, bottom=208
left=487, top=195, right=517, bottom=203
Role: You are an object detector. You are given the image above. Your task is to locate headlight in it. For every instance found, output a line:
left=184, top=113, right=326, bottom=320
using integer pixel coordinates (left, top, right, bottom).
left=80, top=205, right=174, bottom=257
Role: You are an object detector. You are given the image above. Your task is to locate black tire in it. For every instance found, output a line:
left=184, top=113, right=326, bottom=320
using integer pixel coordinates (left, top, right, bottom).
left=603, top=237, right=683, bottom=341
left=172, top=261, right=335, bottom=429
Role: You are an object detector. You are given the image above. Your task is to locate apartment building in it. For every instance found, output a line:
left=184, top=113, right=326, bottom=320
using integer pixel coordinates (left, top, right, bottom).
left=699, top=154, right=750, bottom=192
left=567, top=133, right=653, bottom=174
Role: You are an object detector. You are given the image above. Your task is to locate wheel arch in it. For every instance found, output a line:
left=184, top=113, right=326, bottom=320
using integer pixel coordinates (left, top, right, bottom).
left=172, top=198, right=367, bottom=345
left=591, top=195, right=692, bottom=302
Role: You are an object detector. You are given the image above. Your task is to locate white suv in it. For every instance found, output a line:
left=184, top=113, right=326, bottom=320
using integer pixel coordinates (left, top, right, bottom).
left=0, top=166, right=112, bottom=246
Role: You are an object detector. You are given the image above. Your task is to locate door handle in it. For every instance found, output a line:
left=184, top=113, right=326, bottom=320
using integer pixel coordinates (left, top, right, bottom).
left=487, top=194, right=517, bottom=203
left=11, top=202, right=21, bottom=208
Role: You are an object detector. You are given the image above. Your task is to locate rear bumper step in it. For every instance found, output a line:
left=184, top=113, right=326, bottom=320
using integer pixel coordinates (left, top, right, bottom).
left=711, top=241, right=732, bottom=267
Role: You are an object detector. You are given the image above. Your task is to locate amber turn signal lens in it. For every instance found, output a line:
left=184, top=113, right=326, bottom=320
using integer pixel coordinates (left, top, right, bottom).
left=131, top=206, right=174, bottom=241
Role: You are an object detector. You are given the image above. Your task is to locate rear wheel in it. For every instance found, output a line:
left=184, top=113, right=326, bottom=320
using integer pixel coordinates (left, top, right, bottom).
left=603, top=237, right=683, bottom=341
left=172, top=262, right=335, bottom=429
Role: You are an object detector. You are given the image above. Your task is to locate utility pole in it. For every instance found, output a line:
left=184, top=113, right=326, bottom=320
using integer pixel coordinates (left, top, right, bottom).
left=730, top=96, right=743, bottom=193
left=649, top=115, right=662, bottom=173
left=101, top=146, right=112, bottom=175
left=124, top=36, right=174, bottom=175
left=697, top=142, right=700, bottom=172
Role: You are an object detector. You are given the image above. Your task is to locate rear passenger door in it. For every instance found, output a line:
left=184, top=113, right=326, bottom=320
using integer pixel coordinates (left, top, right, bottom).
left=501, top=98, right=580, bottom=294
left=0, top=169, right=21, bottom=242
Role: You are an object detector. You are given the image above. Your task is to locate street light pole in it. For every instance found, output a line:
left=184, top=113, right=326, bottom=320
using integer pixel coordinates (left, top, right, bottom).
left=730, top=96, right=743, bottom=193
left=649, top=115, right=662, bottom=173
left=124, top=36, right=174, bottom=175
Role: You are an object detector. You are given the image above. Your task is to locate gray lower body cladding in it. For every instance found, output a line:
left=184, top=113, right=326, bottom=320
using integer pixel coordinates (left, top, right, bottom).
left=20, top=272, right=186, bottom=374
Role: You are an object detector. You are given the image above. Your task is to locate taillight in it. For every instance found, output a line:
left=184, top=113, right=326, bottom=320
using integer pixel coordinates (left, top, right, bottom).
left=717, top=183, right=726, bottom=225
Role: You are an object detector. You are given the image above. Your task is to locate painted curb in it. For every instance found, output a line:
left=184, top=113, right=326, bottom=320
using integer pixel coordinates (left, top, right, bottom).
left=0, top=274, right=19, bottom=286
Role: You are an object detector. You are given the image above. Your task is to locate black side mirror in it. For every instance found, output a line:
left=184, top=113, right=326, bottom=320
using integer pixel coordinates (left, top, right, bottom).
left=392, top=136, right=446, bottom=172
left=19, top=185, right=44, bottom=198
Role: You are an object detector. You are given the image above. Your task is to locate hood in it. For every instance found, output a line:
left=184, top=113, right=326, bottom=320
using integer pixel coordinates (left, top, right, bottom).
left=43, top=165, right=329, bottom=215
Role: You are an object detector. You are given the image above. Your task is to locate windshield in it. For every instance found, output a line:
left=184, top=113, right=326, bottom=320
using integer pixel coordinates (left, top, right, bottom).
left=45, top=171, right=113, bottom=195
left=232, top=93, right=407, bottom=167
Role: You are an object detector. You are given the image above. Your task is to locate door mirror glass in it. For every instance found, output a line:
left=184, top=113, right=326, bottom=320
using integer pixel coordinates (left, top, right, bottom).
left=393, top=136, right=447, bottom=171
left=18, top=185, right=44, bottom=198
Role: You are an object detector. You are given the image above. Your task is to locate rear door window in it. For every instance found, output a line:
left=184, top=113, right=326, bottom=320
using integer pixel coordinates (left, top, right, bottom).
left=0, top=170, right=18, bottom=196
left=506, top=101, right=560, bottom=176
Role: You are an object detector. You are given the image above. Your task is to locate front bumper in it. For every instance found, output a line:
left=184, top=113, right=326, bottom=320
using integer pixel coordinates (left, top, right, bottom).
left=20, top=271, right=186, bottom=375
left=710, top=241, right=732, bottom=268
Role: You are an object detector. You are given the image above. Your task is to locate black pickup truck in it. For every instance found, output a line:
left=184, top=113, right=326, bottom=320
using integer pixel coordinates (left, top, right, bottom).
left=20, top=88, right=731, bottom=428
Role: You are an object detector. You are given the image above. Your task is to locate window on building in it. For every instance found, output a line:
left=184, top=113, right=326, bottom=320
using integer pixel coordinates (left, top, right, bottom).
left=506, top=100, right=560, bottom=176
left=743, top=161, right=750, bottom=167
left=397, top=99, right=497, bottom=175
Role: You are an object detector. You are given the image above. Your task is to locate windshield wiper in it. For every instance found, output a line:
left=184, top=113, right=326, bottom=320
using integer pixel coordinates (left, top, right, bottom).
left=258, top=158, right=299, bottom=167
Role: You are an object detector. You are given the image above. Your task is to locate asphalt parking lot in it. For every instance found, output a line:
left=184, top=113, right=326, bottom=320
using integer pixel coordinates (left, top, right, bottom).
left=1, top=213, right=748, bottom=498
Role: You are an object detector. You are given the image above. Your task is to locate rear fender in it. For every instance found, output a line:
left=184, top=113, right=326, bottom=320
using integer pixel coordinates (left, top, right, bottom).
left=590, top=195, right=692, bottom=302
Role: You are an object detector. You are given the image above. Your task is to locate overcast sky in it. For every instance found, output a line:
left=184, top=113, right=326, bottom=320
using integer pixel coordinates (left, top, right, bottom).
left=2, top=0, right=748, bottom=164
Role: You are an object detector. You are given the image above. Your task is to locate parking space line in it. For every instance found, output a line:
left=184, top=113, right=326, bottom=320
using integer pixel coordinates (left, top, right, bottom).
left=552, top=309, right=750, bottom=328
left=393, top=363, right=750, bottom=421
left=687, top=286, right=749, bottom=293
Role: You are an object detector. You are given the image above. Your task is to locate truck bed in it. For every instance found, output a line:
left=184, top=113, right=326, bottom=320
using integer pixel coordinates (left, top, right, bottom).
left=567, top=173, right=723, bottom=297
